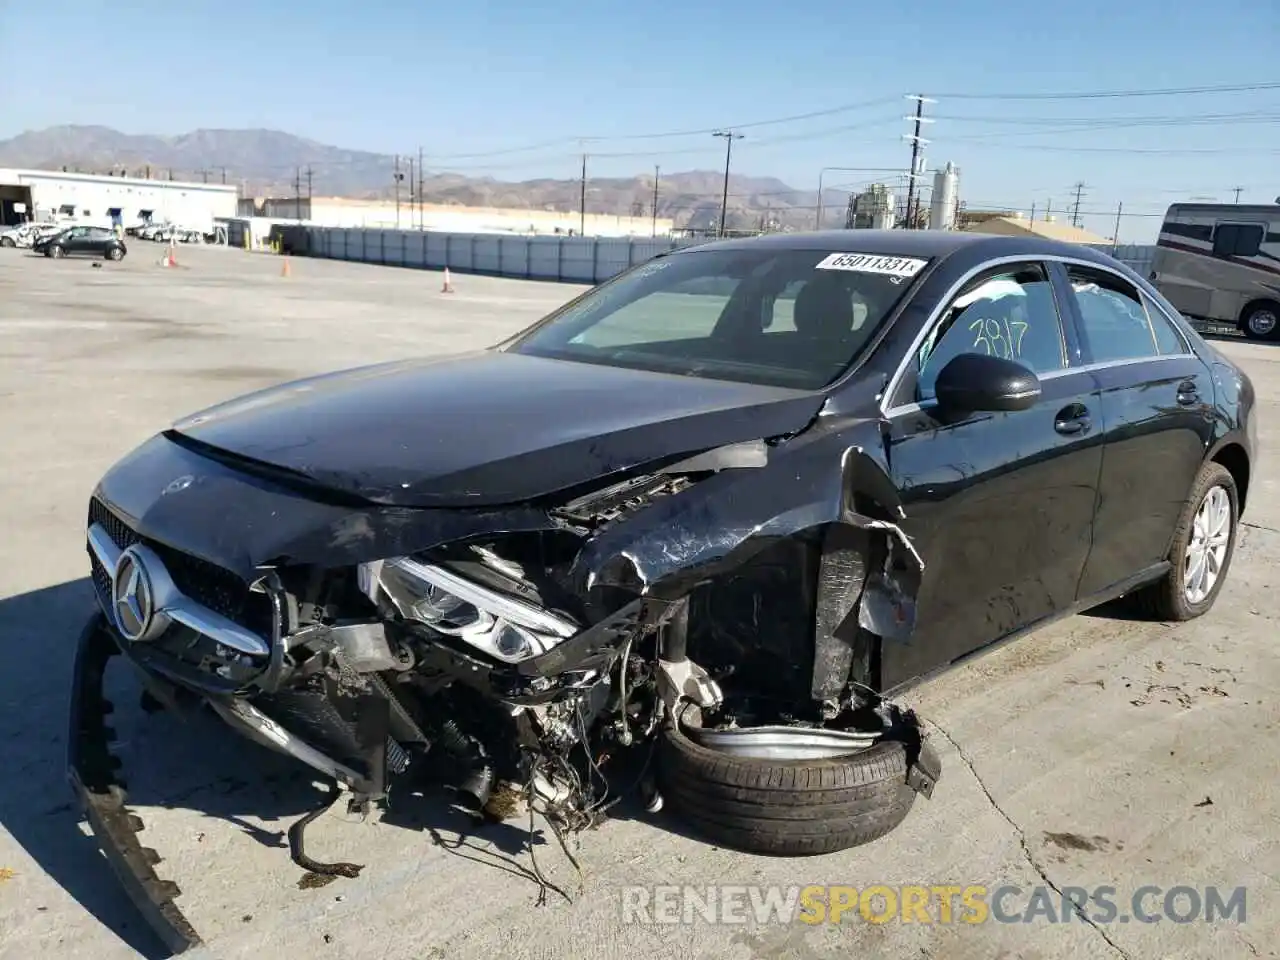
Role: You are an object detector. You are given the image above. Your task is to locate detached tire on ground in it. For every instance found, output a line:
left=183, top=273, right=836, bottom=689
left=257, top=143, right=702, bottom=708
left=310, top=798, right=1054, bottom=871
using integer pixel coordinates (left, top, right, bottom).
left=657, top=720, right=927, bottom=857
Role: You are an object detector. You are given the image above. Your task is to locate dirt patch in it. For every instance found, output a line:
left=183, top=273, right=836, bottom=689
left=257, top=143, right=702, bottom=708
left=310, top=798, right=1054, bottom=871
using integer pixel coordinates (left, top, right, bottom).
left=1043, top=831, right=1111, bottom=853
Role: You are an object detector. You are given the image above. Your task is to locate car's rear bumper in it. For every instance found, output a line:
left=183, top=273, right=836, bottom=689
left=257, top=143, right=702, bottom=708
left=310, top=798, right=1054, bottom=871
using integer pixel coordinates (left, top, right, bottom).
left=66, top=612, right=203, bottom=954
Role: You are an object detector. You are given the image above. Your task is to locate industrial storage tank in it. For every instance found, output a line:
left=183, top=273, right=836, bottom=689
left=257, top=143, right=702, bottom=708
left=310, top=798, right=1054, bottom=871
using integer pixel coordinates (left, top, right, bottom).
left=929, top=162, right=959, bottom=230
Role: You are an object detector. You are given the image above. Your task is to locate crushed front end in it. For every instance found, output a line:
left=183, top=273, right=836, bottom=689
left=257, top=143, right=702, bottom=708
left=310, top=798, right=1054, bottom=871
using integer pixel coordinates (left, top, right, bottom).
left=69, top=427, right=940, bottom=950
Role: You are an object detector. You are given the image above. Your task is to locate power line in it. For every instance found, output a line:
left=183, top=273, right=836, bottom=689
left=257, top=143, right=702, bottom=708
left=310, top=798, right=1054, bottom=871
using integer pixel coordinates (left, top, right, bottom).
left=934, top=110, right=1280, bottom=125
left=585, top=116, right=902, bottom=158
left=964, top=143, right=1280, bottom=155
left=181, top=115, right=902, bottom=177
left=419, top=82, right=1278, bottom=162
left=423, top=97, right=900, bottom=160
left=934, top=80, right=1280, bottom=100
left=177, top=88, right=1280, bottom=177
left=960, top=200, right=1184, bottom=218
left=940, top=120, right=1280, bottom=145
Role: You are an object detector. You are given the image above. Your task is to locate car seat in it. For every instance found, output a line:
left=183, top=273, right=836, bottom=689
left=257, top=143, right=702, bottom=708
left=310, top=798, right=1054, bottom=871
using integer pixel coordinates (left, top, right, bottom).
left=792, top=275, right=855, bottom=340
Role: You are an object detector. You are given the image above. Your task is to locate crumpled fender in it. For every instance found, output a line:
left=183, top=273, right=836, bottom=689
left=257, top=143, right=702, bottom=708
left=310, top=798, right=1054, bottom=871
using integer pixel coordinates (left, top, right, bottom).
left=569, top=426, right=921, bottom=623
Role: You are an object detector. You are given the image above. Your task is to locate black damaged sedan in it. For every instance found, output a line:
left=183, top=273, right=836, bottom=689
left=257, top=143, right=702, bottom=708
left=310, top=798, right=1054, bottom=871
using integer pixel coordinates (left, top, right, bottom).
left=71, top=230, right=1256, bottom=951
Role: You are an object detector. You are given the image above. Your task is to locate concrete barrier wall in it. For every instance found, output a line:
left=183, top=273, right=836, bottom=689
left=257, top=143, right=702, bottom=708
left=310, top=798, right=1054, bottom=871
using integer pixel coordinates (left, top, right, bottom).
left=304, top=226, right=1157, bottom=286
left=306, top=227, right=703, bottom=284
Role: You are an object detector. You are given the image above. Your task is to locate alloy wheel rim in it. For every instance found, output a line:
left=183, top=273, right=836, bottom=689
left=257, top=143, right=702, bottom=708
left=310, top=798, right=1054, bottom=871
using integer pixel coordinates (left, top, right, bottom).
left=1249, top=311, right=1278, bottom=336
left=1184, top=485, right=1231, bottom=604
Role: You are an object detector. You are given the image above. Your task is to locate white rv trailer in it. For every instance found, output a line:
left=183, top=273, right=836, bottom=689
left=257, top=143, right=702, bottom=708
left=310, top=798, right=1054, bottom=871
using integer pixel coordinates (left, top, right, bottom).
left=1149, top=202, right=1280, bottom=340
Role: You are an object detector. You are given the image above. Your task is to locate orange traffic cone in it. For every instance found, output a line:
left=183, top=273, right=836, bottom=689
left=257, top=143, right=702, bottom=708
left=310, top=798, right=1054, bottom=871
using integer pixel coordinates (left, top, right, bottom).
left=281, top=256, right=291, bottom=278
left=441, top=268, right=454, bottom=293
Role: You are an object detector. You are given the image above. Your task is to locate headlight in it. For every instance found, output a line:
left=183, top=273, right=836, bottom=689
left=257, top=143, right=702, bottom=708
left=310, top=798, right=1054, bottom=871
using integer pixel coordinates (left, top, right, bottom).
left=357, top=557, right=577, bottom=664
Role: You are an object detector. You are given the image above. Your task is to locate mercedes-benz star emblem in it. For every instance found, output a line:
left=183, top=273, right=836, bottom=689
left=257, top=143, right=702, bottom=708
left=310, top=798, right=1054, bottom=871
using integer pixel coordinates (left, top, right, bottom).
left=112, top=546, right=157, bottom=642
left=163, top=474, right=194, bottom=495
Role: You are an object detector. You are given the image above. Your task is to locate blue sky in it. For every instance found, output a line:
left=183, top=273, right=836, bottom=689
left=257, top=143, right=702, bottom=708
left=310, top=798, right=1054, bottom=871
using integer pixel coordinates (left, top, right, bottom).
left=1, top=0, right=1277, bottom=241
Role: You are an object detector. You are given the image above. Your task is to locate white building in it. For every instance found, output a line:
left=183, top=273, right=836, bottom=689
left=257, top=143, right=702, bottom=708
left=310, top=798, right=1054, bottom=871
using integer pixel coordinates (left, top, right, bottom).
left=0, top=168, right=238, bottom=231
left=253, top=196, right=674, bottom=238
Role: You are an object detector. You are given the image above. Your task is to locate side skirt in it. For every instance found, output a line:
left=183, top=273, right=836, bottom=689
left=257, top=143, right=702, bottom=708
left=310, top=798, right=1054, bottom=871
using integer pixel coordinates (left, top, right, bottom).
left=882, top=562, right=1172, bottom=698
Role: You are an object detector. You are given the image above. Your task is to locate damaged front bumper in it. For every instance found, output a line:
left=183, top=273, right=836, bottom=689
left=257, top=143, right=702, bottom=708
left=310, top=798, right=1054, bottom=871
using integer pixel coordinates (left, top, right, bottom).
left=66, top=612, right=203, bottom=954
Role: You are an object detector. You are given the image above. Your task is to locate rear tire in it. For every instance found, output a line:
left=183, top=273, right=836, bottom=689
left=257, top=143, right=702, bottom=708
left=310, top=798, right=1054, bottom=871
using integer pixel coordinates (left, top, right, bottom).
left=0, top=236, right=14, bottom=248
left=1240, top=302, right=1280, bottom=341
left=657, top=720, right=920, bottom=856
left=1125, top=461, right=1238, bottom=621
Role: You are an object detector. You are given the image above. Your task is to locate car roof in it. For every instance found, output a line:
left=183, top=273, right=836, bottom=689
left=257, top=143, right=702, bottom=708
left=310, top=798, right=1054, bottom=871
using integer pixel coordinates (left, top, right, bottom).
left=668, top=228, right=1123, bottom=271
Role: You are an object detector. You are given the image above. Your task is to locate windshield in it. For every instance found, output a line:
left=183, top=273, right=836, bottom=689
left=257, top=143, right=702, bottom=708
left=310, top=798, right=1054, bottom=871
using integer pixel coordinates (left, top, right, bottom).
left=506, top=247, right=928, bottom=389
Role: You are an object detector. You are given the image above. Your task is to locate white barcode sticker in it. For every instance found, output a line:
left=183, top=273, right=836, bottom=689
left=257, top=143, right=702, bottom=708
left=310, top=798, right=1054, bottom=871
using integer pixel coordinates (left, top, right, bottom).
left=815, top=252, right=928, bottom=277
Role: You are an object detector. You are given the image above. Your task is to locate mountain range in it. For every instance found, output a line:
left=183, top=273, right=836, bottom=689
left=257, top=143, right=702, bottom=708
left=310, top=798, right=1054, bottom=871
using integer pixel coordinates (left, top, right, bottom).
left=0, top=125, right=833, bottom=231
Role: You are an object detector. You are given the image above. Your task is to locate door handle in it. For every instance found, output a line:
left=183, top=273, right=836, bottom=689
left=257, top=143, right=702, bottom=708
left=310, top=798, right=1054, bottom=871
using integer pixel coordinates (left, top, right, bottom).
left=1176, top=379, right=1199, bottom=406
left=1054, top=405, right=1092, bottom=435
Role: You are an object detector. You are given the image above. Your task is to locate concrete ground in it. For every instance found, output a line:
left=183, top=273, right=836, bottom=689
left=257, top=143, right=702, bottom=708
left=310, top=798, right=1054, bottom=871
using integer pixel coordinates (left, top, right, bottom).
left=0, top=244, right=1276, bottom=960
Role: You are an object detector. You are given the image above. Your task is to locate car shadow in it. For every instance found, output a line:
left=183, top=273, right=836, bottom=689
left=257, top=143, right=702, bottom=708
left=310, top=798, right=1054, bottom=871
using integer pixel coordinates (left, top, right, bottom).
left=1198, top=328, right=1280, bottom=348
left=0, top=578, right=673, bottom=958
left=1080, top=596, right=1151, bottom=621
left=0, top=579, right=176, bottom=956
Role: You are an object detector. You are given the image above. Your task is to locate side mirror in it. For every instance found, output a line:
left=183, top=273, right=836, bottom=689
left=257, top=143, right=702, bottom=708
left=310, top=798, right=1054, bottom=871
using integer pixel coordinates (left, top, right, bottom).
left=933, top=353, right=1041, bottom=413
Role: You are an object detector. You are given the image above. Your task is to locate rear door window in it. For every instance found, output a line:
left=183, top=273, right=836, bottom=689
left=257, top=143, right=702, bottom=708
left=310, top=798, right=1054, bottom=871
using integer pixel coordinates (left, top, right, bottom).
left=1140, top=292, right=1191, bottom=355
left=1064, top=266, right=1159, bottom=362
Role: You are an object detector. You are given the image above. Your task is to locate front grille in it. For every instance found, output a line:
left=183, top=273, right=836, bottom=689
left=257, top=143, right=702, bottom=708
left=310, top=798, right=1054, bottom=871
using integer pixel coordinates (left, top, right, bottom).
left=88, top=497, right=276, bottom=640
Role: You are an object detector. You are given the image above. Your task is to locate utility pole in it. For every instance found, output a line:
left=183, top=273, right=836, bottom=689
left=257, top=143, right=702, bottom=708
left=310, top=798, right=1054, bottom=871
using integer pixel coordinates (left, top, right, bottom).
left=221, top=166, right=227, bottom=185
left=1233, top=186, right=1243, bottom=204
left=652, top=165, right=660, bottom=238
left=294, top=167, right=302, bottom=221
left=1069, top=182, right=1088, bottom=228
left=408, top=155, right=415, bottom=230
left=713, top=130, right=744, bottom=238
left=1111, top=202, right=1123, bottom=254
left=1029, top=201, right=1036, bottom=226
left=418, top=146, right=425, bottom=230
left=902, top=95, right=935, bottom=229
left=394, top=155, right=403, bottom=229
left=201, top=169, right=209, bottom=184
left=579, top=152, right=588, bottom=235
left=305, top=166, right=313, bottom=220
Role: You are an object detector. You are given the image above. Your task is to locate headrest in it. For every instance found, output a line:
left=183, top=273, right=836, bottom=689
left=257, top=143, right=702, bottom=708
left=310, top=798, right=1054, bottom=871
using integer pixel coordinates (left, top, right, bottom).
left=793, top=276, right=855, bottom=338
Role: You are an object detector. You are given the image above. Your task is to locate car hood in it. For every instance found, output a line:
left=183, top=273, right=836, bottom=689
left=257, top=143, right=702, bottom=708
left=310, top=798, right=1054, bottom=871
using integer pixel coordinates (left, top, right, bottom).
left=168, top=350, right=825, bottom=508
